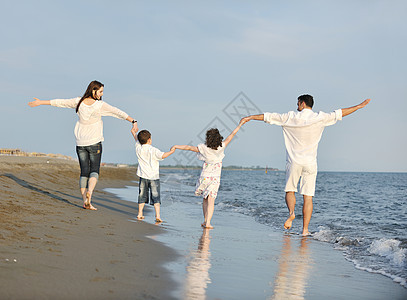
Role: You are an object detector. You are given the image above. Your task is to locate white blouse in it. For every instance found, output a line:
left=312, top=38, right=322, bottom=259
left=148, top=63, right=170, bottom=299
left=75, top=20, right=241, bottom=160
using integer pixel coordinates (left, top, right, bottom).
left=50, top=97, right=129, bottom=146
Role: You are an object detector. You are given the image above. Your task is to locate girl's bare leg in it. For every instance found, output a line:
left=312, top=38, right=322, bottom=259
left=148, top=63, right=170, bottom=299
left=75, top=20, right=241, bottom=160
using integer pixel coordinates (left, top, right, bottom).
left=205, top=195, right=215, bottom=229
left=202, top=196, right=208, bottom=227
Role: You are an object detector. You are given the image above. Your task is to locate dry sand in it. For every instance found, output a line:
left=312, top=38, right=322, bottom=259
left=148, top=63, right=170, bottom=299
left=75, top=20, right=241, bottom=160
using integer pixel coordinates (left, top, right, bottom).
left=0, top=156, right=178, bottom=299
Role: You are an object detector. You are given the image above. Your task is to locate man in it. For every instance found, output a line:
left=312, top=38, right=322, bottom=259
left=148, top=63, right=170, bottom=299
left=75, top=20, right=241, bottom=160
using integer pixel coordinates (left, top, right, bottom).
left=241, top=95, right=370, bottom=236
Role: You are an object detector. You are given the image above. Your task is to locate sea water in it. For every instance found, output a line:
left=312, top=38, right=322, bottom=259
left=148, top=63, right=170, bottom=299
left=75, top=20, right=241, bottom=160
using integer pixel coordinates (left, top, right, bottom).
left=106, top=169, right=407, bottom=290
left=157, top=169, right=407, bottom=289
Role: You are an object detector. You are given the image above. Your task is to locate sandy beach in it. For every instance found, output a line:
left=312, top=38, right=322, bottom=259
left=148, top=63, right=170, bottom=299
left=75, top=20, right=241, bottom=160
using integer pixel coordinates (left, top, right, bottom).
left=1, top=157, right=406, bottom=300
left=0, top=156, right=178, bottom=299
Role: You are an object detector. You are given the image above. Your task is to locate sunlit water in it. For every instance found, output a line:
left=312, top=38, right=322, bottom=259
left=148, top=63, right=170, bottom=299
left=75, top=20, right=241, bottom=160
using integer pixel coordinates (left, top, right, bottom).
left=156, top=169, right=407, bottom=289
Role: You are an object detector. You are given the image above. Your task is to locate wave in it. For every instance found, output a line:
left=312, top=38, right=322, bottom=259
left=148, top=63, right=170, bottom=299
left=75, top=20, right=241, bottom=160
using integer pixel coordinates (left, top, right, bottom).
left=368, top=238, right=406, bottom=267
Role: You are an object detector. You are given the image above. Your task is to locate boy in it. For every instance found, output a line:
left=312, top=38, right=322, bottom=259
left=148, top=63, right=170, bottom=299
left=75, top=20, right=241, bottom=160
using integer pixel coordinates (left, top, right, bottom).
left=131, top=128, right=175, bottom=222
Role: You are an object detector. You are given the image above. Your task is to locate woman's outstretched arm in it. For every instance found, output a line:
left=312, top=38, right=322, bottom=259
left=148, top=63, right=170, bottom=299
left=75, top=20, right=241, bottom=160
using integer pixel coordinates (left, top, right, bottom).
left=29, top=97, right=79, bottom=108
left=28, top=98, right=51, bottom=107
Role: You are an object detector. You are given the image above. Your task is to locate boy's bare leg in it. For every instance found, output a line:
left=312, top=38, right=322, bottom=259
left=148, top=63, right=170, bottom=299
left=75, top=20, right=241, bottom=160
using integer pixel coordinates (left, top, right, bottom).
left=202, top=197, right=208, bottom=227
left=284, top=192, right=296, bottom=229
left=137, top=203, right=145, bottom=219
left=302, top=195, right=313, bottom=236
left=204, top=195, right=215, bottom=229
left=154, top=203, right=162, bottom=222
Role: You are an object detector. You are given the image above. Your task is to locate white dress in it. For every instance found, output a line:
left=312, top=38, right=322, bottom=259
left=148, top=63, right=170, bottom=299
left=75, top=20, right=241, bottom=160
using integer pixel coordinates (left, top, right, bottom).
left=194, top=142, right=225, bottom=199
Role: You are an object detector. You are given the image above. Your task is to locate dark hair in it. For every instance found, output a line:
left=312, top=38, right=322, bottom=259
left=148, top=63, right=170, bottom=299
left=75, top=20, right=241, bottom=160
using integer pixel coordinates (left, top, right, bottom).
left=298, top=94, right=314, bottom=108
left=205, top=128, right=223, bottom=150
left=76, top=80, right=104, bottom=113
left=137, top=130, right=151, bottom=145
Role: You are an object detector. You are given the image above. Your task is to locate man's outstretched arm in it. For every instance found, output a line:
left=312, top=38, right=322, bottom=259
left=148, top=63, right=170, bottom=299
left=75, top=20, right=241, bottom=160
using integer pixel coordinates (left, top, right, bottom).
left=342, top=99, right=371, bottom=117
left=240, top=114, right=264, bottom=124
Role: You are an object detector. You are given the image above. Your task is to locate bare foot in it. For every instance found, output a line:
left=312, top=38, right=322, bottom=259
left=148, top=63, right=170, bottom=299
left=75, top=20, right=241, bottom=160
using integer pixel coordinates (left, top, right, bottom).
left=302, top=231, right=312, bottom=237
left=88, top=204, right=97, bottom=211
left=284, top=213, right=295, bottom=229
left=204, top=224, right=214, bottom=229
left=83, top=203, right=97, bottom=210
left=155, top=218, right=163, bottom=223
left=137, top=216, right=145, bottom=220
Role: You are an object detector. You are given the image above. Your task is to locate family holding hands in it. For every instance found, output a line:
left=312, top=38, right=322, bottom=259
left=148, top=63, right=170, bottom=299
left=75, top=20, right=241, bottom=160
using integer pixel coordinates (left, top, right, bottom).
left=29, top=80, right=370, bottom=235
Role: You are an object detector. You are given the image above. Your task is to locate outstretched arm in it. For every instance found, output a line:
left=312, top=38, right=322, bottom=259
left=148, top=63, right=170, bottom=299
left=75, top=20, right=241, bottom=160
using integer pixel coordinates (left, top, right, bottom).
left=171, top=145, right=199, bottom=152
left=130, top=126, right=138, bottom=142
left=28, top=98, right=51, bottom=107
left=240, top=114, right=264, bottom=124
left=162, top=148, right=176, bottom=159
left=341, top=99, right=371, bottom=117
left=223, top=119, right=245, bottom=147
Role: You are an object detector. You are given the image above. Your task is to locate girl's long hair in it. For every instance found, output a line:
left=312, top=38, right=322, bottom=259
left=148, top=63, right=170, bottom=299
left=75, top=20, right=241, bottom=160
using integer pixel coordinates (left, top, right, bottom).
left=76, top=80, right=104, bottom=113
left=205, top=128, right=223, bottom=150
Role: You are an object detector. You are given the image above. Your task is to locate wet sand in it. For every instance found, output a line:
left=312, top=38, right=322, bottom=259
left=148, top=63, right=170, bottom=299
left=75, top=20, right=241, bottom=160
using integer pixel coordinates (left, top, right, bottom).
left=0, top=156, right=178, bottom=299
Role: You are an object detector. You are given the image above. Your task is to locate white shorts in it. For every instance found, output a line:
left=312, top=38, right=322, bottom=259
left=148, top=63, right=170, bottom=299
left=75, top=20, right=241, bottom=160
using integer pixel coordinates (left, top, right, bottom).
left=285, top=162, right=318, bottom=196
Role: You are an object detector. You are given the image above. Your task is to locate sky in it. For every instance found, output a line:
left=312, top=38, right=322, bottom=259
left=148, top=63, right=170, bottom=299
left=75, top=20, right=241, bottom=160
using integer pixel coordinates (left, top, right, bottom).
left=1, top=0, right=406, bottom=172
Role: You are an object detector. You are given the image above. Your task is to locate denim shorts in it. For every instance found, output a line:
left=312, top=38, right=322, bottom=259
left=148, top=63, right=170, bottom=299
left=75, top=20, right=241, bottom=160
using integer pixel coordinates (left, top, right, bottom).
left=138, top=177, right=161, bottom=205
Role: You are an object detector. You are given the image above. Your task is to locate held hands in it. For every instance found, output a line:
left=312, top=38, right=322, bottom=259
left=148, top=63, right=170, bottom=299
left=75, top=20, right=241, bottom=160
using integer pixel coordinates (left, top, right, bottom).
left=28, top=98, right=41, bottom=107
left=240, top=116, right=252, bottom=125
left=131, top=122, right=138, bottom=133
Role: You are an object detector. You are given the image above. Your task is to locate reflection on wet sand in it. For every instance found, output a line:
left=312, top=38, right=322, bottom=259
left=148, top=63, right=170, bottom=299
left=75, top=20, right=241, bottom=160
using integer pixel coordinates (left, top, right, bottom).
left=184, top=229, right=212, bottom=300
left=271, top=235, right=313, bottom=300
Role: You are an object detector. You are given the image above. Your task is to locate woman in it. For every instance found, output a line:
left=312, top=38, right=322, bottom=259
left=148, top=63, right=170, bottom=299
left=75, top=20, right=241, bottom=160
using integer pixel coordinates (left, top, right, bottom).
left=28, top=80, right=138, bottom=210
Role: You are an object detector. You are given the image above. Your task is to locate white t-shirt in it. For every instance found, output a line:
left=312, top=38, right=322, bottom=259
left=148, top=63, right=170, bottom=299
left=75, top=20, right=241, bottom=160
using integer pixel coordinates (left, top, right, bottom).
left=50, top=97, right=129, bottom=146
left=264, top=109, right=342, bottom=165
left=197, top=142, right=226, bottom=177
left=135, top=141, right=164, bottom=180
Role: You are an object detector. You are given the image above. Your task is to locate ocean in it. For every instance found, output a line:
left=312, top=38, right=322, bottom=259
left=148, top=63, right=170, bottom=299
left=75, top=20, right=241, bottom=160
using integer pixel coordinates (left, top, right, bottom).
left=106, top=168, right=407, bottom=294
left=159, top=169, right=407, bottom=289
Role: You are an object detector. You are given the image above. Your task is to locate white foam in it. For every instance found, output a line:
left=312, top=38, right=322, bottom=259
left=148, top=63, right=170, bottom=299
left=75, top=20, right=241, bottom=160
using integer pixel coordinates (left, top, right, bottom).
left=348, top=257, right=407, bottom=288
left=312, top=226, right=335, bottom=243
left=368, top=238, right=406, bottom=267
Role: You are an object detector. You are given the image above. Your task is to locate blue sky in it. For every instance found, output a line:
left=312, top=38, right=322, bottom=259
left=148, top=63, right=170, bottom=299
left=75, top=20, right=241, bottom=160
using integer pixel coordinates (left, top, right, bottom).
left=1, top=1, right=406, bottom=172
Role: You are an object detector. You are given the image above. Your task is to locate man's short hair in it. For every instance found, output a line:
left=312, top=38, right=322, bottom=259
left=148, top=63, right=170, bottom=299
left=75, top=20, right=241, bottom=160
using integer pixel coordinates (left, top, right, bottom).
left=137, top=130, right=151, bottom=145
left=298, top=94, right=314, bottom=108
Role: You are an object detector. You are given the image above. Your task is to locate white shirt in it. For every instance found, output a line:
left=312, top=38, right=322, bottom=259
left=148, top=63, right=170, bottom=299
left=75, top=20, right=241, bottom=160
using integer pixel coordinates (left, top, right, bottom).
left=50, top=97, right=129, bottom=146
left=197, top=142, right=226, bottom=177
left=264, top=109, right=342, bottom=165
left=135, top=141, right=164, bottom=180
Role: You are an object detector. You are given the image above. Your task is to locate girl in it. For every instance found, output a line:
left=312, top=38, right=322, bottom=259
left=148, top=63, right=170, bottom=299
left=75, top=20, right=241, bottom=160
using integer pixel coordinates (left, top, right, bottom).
left=172, top=120, right=244, bottom=228
left=28, top=80, right=138, bottom=210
